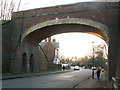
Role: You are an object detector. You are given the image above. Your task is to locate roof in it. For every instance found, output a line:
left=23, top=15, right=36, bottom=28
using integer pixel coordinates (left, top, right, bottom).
left=51, top=42, right=59, bottom=48
left=39, top=42, right=59, bottom=48
left=39, top=42, right=47, bottom=48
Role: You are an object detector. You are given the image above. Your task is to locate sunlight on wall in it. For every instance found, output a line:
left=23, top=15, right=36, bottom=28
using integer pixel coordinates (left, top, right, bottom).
left=85, top=32, right=103, bottom=39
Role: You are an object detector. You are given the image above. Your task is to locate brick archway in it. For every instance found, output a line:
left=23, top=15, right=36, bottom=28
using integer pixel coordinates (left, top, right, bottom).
left=21, top=18, right=109, bottom=44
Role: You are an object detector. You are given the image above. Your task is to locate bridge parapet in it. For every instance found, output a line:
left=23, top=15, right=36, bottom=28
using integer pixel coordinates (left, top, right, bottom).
left=12, top=2, right=118, bottom=26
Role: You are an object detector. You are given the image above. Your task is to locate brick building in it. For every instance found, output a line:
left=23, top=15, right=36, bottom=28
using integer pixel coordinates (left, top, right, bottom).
left=40, top=37, right=59, bottom=63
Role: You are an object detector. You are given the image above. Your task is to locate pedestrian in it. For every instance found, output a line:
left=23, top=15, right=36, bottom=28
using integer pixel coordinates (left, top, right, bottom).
left=96, top=67, right=101, bottom=81
left=63, top=65, right=65, bottom=70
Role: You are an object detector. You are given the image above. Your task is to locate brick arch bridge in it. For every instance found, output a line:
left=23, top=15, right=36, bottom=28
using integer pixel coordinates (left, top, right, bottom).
left=21, top=18, right=108, bottom=44
left=2, top=2, right=119, bottom=80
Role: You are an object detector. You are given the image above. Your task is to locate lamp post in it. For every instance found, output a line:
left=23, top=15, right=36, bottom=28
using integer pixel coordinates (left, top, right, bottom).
left=92, top=42, right=95, bottom=79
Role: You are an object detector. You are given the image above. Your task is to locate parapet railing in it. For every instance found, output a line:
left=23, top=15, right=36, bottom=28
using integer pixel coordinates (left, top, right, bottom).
left=112, top=77, right=120, bottom=90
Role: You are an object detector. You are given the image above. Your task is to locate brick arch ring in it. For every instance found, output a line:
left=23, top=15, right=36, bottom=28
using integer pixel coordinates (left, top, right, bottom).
left=21, top=18, right=109, bottom=44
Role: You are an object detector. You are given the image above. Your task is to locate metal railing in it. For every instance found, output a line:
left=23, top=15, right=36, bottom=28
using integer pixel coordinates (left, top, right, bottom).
left=112, top=77, right=120, bottom=90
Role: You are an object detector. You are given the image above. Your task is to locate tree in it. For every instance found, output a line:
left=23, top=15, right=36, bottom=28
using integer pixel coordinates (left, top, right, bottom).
left=0, top=0, right=22, bottom=20
left=79, top=44, right=108, bottom=69
left=59, top=55, right=66, bottom=60
left=92, top=44, right=107, bottom=68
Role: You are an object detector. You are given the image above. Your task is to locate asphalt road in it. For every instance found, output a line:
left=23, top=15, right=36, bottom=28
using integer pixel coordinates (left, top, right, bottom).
left=3, top=68, right=92, bottom=88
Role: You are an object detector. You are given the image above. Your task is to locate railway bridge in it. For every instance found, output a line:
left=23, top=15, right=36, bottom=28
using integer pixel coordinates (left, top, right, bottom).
left=2, top=2, right=120, bottom=79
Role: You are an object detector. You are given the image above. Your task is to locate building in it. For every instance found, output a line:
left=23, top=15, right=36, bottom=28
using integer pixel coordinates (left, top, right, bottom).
left=40, top=37, right=60, bottom=64
left=53, top=48, right=60, bottom=64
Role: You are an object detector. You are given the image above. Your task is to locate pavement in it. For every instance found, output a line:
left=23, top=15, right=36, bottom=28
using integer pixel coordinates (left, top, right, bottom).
left=76, top=71, right=113, bottom=89
left=1, top=70, right=113, bottom=89
left=2, top=70, right=70, bottom=80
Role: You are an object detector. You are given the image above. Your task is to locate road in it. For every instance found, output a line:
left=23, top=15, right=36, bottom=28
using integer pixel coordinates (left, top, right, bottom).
left=3, top=68, right=92, bottom=88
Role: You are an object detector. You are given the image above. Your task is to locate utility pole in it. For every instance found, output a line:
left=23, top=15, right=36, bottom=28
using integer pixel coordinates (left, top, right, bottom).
left=92, top=42, right=95, bottom=79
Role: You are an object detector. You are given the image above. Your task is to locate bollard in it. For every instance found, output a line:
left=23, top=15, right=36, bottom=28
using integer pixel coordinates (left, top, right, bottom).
left=92, top=69, right=94, bottom=79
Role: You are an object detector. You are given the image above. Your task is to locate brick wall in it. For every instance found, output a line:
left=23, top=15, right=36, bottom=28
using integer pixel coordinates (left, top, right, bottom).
left=43, top=42, right=55, bottom=61
left=10, top=40, right=48, bottom=73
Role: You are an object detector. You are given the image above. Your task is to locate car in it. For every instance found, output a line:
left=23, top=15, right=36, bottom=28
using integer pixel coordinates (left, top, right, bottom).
left=92, top=66, right=96, bottom=70
left=74, top=66, right=80, bottom=70
left=83, top=66, right=87, bottom=69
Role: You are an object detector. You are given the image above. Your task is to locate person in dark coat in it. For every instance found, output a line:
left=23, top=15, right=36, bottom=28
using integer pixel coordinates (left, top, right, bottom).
left=63, top=65, right=65, bottom=70
left=96, top=67, right=101, bottom=81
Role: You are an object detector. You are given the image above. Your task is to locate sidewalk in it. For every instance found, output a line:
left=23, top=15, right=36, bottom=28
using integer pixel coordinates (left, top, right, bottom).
left=2, top=70, right=70, bottom=80
left=76, top=71, right=113, bottom=88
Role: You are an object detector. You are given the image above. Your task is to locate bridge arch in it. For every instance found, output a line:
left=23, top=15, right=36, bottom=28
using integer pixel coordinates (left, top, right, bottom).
left=21, top=18, right=109, bottom=44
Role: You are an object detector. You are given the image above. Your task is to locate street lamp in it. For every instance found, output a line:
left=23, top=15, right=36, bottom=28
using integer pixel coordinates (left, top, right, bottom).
left=92, top=41, right=95, bottom=79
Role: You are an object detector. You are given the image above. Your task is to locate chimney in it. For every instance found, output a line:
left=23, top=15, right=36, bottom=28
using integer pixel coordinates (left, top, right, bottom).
left=48, top=37, right=51, bottom=42
left=45, top=39, right=47, bottom=42
left=53, top=39, right=56, bottom=42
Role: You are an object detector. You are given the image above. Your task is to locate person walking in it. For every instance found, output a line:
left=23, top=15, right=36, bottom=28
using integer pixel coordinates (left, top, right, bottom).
left=96, top=67, right=101, bottom=81
left=63, top=65, right=65, bottom=70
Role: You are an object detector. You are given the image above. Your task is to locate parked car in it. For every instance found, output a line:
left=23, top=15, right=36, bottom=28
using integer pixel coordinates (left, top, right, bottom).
left=83, top=66, right=87, bottom=69
left=74, top=66, right=80, bottom=70
left=92, top=66, right=96, bottom=70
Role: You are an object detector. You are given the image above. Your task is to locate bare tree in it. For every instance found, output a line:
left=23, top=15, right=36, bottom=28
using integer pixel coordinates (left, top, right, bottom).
left=8, top=0, right=15, bottom=20
left=0, top=0, right=3, bottom=20
left=17, top=0, right=21, bottom=11
left=0, top=0, right=22, bottom=20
